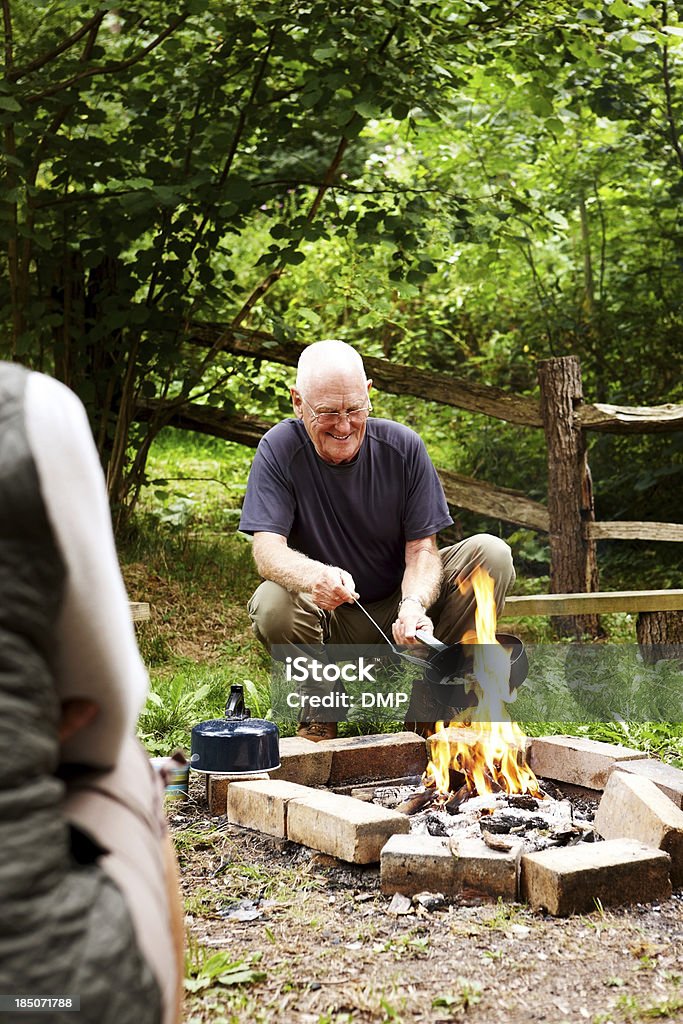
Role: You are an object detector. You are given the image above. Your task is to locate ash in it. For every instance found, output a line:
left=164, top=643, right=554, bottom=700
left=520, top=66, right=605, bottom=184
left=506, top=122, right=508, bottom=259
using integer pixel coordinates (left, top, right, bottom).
left=372, top=782, right=598, bottom=853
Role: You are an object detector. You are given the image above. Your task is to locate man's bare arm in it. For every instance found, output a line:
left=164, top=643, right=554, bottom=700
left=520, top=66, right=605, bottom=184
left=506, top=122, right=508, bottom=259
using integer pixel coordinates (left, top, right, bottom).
left=252, top=532, right=358, bottom=611
left=393, top=535, right=443, bottom=644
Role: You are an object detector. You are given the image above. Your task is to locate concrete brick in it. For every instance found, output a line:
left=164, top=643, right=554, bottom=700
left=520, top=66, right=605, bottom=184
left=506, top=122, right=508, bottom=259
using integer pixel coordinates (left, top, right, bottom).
left=595, top=771, right=683, bottom=888
left=381, top=834, right=455, bottom=896
left=521, top=839, right=671, bottom=916
left=527, top=735, right=647, bottom=789
left=606, top=758, right=683, bottom=810
left=325, top=731, right=428, bottom=786
left=380, top=833, right=520, bottom=899
left=286, top=789, right=410, bottom=863
left=205, top=772, right=269, bottom=816
left=269, top=736, right=333, bottom=787
left=227, top=779, right=315, bottom=837
left=449, top=835, right=521, bottom=900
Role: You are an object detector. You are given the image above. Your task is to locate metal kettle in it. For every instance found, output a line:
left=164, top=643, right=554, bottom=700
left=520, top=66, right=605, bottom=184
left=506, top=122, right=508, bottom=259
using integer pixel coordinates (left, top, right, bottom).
left=190, top=684, right=281, bottom=775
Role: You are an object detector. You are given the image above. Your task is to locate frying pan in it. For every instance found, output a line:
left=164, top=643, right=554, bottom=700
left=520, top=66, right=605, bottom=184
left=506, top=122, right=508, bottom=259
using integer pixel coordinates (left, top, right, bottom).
left=353, top=599, right=529, bottom=695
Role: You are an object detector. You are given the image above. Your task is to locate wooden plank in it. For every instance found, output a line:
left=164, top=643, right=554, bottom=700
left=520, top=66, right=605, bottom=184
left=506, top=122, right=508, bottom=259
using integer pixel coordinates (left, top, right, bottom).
left=186, top=324, right=683, bottom=434
left=502, top=590, right=683, bottom=617
left=130, top=601, right=151, bottom=622
left=438, top=469, right=549, bottom=532
left=577, top=401, right=683, bottom=434
left=186, top=325, right=545, bottom=428
left=588, top=521, right=683, bottom=542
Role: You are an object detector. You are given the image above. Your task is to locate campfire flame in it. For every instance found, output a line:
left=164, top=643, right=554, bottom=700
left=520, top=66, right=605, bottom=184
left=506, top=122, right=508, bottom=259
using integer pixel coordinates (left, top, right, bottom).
left=424, top=566, right=541, bottom=800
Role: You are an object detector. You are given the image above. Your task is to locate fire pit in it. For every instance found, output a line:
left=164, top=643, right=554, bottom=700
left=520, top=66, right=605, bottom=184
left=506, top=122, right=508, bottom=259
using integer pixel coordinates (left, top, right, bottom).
left=372, top=568, right=590, bottom=859
left=372, top=770, right=596, bottom=853
left=213, top=567, right=683, bottom=916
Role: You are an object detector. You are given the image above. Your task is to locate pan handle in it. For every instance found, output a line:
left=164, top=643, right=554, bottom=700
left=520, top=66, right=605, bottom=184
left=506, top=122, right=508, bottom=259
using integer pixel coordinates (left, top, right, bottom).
left=414, top=628, right=448, bottom=652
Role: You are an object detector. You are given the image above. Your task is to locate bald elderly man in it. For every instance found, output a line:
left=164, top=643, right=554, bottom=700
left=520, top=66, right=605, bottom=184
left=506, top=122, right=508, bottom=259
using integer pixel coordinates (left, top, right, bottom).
left=239, top=340, right=514, bottom=740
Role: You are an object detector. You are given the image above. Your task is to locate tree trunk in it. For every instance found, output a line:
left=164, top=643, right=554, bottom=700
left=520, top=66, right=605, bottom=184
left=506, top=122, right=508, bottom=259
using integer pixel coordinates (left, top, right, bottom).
left=637, top=611, right=683, bottom=663
left=538, top=356, right=602, bottom=638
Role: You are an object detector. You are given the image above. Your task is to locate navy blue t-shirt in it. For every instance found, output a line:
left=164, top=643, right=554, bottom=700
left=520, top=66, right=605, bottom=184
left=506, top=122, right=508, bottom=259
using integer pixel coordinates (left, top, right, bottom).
left=239, top=418, right=453, bottom=603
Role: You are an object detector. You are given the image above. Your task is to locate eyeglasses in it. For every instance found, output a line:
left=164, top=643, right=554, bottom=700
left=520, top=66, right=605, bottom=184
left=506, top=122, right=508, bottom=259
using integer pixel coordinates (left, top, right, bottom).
left=297, top=392, right=372, bottom=428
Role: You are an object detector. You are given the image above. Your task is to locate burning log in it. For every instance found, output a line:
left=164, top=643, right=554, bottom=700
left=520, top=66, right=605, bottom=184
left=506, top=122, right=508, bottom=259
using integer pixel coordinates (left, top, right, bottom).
left=506, top=794, right=540, bottom=811
left=480, top=812, right=547, bottom=835
left=444, top=785, right=470, bottom=815
left=396, top=789, right=438, bottom=816
left=425, top=814, right=450, bottom=837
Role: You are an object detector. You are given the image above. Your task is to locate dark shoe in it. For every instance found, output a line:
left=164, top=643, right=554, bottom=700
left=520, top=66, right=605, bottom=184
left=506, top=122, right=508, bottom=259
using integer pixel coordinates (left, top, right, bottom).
left=296, top=721, right=338, bottom=742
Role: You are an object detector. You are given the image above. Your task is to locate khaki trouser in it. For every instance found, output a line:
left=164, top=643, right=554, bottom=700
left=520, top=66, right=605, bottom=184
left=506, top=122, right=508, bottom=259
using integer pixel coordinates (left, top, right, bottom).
left=248, top=534, right=515, bottom=721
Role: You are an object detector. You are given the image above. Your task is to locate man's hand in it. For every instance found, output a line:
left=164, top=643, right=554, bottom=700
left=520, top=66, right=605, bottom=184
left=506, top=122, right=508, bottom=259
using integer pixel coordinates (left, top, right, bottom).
left=393, top=600, right=435, bottom=645
left=311, top=567, right=359, bottom=611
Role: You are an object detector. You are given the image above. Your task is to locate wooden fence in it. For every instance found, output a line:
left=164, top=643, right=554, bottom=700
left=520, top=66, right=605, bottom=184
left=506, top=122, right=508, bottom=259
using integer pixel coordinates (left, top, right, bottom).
left=135, top=328, right=683, bottom=639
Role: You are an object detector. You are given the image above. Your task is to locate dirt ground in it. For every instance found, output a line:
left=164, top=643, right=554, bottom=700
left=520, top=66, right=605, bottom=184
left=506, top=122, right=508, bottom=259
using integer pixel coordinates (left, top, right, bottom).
left=171, top=776, right=683, bottom=1024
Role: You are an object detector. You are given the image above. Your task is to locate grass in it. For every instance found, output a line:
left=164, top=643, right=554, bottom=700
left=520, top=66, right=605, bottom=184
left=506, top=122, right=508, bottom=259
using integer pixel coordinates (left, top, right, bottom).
left=120, top=428, right=683, bottom=767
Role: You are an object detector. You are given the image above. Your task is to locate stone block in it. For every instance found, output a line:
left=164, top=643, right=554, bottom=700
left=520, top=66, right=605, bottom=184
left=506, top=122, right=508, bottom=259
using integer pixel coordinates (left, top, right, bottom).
left=269, top=736, right=333, bottom=787
left=205, top=772, right=269, bottom=816
left=380, top=833, right=520, bottom=899
left=325, top=731, right=427, bottom=786
left=449, top=835, right=521, bottom=900
left=286, top=789, right=409, bottom=863
left=527, top=735, right=647, bottom=789
left=381, top=834, right=455, bottom=896
left=595, top=771, right=683, bottom=888
left=606, top=758, right=683, bottom=810
left=520, top=839, right=671, bottom=916
left=227, top=779, right=315, bottom=838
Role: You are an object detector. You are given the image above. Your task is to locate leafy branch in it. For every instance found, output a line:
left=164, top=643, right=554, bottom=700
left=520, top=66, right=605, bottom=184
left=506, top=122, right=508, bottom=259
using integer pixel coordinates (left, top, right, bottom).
left=7, top=11, right=107, bottom=82
left=660, top=4, right=683, bottom=173
left=25, top=14, right=188, bottom=103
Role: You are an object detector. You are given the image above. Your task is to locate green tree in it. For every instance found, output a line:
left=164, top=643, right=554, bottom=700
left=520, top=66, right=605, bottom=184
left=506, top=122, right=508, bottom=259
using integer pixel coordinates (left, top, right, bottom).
left=0, top=0, right=465, bottom=517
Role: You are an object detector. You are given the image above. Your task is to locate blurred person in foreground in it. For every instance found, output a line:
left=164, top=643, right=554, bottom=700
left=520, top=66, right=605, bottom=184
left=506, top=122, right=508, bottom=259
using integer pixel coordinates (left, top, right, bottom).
left=239, top=340, right=515, bottom=740
left=0, top=363, right=183, bottom=1024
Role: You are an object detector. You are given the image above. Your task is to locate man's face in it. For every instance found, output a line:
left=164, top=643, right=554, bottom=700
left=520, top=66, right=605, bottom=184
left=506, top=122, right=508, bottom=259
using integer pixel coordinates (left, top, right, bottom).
left=291, top=372, right=372, bottom=464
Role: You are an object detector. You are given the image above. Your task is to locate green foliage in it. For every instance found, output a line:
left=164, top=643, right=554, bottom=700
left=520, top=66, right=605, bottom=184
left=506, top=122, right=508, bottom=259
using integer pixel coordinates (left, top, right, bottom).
left=4, top=0, right=682, bottom=530
left=514, top=644, right=683, bottom=741
left=184, top=948, right=265, bottom=993
left=1, top=0, right=467, bottom=514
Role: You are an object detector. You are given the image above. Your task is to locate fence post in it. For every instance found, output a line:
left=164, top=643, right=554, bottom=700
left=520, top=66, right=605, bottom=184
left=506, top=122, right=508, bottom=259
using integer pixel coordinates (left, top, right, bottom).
left=637, top=611, right=683, bottom=663
left=538, top=356, right=602, bottom=638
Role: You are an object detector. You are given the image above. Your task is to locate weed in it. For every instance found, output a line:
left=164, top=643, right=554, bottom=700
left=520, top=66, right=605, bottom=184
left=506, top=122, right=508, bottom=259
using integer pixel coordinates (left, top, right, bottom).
left=184, top=885, right=223, bottom=918
left=172, top=825, right=224, bottom=854
left=481, top=898, right=525, bottom=930
left=184, top=947, right=266, bottom=992
left=375, top=930, right=430, bottom=959
left=612, top=991, right=683, bottom=1020
left=433, top=979, right=483, bottom=1012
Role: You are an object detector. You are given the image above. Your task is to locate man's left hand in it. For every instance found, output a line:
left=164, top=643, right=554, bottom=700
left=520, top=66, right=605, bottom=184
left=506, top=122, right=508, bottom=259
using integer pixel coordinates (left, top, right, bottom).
left=393, top=605, right=434, bottom=645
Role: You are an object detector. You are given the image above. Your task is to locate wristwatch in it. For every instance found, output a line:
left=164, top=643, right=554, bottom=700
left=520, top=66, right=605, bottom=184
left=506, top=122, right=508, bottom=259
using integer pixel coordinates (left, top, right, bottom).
left=398, top=594, right=426, bottom=614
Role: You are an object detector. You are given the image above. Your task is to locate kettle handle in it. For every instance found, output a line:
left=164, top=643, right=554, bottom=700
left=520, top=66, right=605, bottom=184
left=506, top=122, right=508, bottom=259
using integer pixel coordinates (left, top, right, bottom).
left=225, top=684, right=251, bottom=719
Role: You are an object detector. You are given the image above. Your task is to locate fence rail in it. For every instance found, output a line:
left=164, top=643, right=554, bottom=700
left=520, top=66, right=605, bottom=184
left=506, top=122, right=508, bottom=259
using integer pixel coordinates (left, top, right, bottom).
left=186, top=324, right=683, bottom=432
